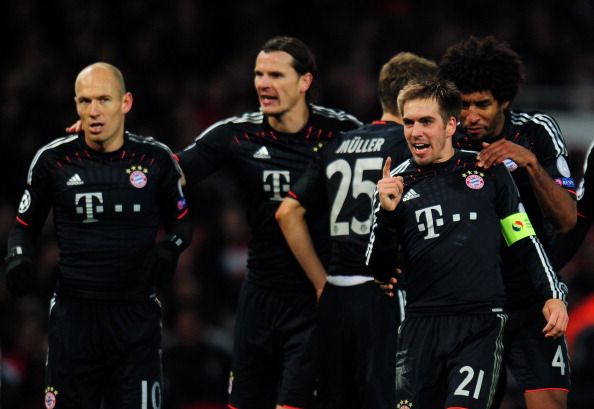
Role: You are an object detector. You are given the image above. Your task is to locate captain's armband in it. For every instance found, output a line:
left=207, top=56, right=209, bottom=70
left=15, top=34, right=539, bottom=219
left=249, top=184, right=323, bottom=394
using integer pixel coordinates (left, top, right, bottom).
left=500, top=212, right=536, bottom=246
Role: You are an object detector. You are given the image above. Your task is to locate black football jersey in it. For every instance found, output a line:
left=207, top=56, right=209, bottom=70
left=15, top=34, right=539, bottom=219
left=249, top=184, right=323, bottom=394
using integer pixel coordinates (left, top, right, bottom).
left=178, top=104, right=361, bottom=291
left=11, top=132, right=189, bottom=300
left=290, top=121, right=409, bottom=277
left=552, top=140, right=594, bottom=268
left=366, top=150, right=567, bottom=315
left=455, top=110, right=575, bottom=309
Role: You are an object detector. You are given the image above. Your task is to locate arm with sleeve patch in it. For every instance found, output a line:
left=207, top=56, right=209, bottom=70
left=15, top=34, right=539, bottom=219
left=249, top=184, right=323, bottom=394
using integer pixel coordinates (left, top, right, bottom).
left=151, top=149, right=193, bottom=287
left=527, top=116, right=577, bottom=232
left=4, top=153, right=53, bottom=296
left=550, top=145, right=594, bottom=268
left=496, top=165, right=567, bottom=301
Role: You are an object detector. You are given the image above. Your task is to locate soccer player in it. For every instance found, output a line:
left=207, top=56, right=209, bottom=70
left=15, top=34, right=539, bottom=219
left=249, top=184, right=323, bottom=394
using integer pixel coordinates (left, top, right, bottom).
left=275, top=52, right=437, bottom=409
left=366, top=79, right=568, bottom=409
left=3, top=62, right=192, bottom=408
left=178, top=36, right=361, bottom=409
left=551, top=140, right=594, bottom=267
left=439, top=36, right=577, bottom=409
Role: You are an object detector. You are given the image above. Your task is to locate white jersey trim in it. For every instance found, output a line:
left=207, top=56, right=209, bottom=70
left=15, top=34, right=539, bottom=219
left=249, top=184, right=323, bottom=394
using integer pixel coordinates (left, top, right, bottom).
left=128, top=132, right=186, bottom=197
left=27, top=135, right=79, bottom=185
left=510, top=111, right=567, bottom=156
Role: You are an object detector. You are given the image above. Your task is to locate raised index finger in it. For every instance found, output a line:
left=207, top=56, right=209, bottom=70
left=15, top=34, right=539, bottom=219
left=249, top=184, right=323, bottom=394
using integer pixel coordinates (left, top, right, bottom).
left=383, top=156, right=392, bottom=178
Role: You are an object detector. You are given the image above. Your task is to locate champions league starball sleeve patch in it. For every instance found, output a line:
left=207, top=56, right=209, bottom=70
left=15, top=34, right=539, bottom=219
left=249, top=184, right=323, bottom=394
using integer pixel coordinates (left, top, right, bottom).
left=500, top=212, right=536, bottom=246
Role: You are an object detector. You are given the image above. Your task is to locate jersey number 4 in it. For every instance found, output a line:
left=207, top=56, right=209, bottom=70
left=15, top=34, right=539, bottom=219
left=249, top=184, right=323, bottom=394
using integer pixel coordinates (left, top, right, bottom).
left=327, top=158, right=383, bottom=236
left=552, top=345, right=566, bottom=375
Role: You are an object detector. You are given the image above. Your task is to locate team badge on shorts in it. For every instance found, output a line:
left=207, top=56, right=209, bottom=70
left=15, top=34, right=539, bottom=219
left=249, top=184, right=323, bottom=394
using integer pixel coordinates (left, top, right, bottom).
left=397, top=399, right=413, bottom=409
left=462, top=170, right=485, bottom=190
left=44, top=386, right=59, bottom=409
left=126, top=165, right=149, bottom=188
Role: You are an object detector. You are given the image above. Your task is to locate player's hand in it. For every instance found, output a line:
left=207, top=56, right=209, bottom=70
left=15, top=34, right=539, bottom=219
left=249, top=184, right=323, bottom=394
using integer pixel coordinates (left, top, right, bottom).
left=315, top=286, right=324, bottom=302
left=4, top=255, right=36, bottom=297
left=542, top=298, right=569, bottom=339
left=378, top=157, right=404, bottom=212
left=375, top=276, right=398, bottom=297
left=65, top=120, right=82, bottom=133
left=147, top=238, right=181, bottom=290
left=477, top=139, right=537, bottom=169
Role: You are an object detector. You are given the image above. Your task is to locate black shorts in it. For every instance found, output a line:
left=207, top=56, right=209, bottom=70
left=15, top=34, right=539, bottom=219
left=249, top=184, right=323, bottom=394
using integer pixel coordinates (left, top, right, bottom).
left=395, top=313, right=507, bottom=409
left=316, top=280, right=400, bottom=409
left=505, top=305, right=571, bottom=392
left=45, top=295, right=163, bottom=409
left=228, top=280, right=317, bottom=409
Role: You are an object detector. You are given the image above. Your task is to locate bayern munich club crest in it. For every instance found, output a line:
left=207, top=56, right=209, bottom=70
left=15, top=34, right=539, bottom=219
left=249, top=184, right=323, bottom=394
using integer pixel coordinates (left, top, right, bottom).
left=397, top=399, right=413, bottom=409
left=462, top=170, right=485, bottom=190
left=126, top=165, right=149, bottom=189
left=44, top=386, right=58, bottom=409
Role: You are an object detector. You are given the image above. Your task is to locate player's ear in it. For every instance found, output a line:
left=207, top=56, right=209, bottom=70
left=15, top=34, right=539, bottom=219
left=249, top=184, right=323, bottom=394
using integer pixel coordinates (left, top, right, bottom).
left=122, top=92, right=133, bottom=114
left=500, top=100, right=510, bottom=110
left=300, top=73, right=313, bottom=94
left=445, top=116, right=457, bottom=137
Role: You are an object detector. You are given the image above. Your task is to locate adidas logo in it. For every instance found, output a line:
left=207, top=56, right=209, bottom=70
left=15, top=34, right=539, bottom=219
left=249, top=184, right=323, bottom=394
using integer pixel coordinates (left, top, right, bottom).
left=66, top=173, right=84, bottom=186
left=253, top=146, right=271, bottom=159
left=402, top=189, right=420, bottom=202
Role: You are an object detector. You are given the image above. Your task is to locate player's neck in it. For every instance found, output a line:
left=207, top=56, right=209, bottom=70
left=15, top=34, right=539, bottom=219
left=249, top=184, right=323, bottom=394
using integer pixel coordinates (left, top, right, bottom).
left=84, top=132, right=125, bottom=153
left=380, top=112, right=402, bottom=125
left=267, top=102, right=310, bottom=134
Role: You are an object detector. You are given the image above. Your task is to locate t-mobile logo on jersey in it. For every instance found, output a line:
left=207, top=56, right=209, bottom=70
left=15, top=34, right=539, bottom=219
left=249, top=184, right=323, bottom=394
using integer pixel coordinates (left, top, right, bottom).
left=416, top=205, right=444, bottom=239
left=75, top=192, right=141, bottom=223
left=416, top=204, right=478, bottom=239
left=263, top=170, right=290, bottom=201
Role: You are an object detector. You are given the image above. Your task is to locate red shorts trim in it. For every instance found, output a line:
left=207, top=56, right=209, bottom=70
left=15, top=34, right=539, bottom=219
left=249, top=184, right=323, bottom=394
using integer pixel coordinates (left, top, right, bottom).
left=524, top=387, right=570, bottom=393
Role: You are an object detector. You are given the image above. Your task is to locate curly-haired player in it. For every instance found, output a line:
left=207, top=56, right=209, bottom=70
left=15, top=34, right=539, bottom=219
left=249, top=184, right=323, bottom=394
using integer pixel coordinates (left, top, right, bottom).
left=440, top=35, right=576, bottom=409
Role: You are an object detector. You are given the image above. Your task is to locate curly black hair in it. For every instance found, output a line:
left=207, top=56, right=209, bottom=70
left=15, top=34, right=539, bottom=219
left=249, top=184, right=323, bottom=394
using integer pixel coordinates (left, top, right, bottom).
left=438, top=36, right=525, bottom=104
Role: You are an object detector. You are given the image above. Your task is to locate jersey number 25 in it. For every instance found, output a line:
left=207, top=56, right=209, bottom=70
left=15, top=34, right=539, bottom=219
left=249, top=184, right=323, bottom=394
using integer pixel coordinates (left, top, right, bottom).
left=326, top=158, right=383, bottom=236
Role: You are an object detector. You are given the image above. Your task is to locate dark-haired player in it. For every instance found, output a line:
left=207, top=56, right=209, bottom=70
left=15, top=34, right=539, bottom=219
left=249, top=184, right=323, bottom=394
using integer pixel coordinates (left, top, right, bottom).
left=439, top=35, right=576, bottom=409
left=4, top=62, right=191, bottom=408
left=367, top=78, right=568, bottom=409
left=276, top=52, right=437, bottom=409
left=178, top=36, right=361, bottom=409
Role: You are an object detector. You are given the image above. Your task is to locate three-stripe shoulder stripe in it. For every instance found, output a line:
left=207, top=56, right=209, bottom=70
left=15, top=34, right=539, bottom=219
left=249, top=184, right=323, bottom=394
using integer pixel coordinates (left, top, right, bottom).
left=510, top=111, right=567, bottom=156
left=391, top=159, right=413, bottom=177
left=27, top=135, right=78, bottom=185
left=310, top=104, right=362, bottom=126
left=128, top=133, right=186, bottom=197
left=188, top=112, right=263, bottom=146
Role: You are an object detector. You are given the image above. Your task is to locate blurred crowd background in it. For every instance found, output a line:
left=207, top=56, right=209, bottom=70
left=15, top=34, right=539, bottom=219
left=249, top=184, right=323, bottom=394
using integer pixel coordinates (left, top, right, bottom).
left=1, top=1, right=594, bottom=408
